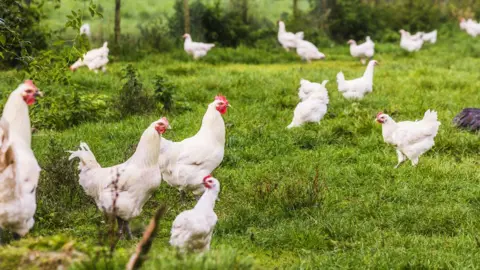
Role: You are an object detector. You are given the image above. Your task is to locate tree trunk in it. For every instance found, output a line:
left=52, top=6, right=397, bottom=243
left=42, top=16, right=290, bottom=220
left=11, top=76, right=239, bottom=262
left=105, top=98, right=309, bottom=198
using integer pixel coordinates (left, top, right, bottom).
left=242, top=0, right=248, bottom=24
left=293, top=0, right=298, bottom=19
left=114, top=0, right=121, bottom=45
left=183, top=0, right=190, bottom=34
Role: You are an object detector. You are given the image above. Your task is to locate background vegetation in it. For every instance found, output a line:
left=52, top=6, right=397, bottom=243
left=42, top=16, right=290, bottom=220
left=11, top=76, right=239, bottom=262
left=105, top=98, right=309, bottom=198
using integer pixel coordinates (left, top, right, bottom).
left=0, top=0, right=479, bottom=269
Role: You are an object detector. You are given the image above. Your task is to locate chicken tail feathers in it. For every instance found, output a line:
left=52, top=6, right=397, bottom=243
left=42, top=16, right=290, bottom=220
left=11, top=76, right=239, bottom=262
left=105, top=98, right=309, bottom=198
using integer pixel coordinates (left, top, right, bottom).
left=68, top=142, right=101, bottom=171
left=336, top=72, right=346, bottom=91
left=453, top=108, right=480, bottom=131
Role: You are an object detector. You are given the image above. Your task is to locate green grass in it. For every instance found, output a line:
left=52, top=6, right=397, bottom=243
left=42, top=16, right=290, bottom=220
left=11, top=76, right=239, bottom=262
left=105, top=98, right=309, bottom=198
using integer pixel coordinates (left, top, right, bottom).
left=1, top=24, right=480, bottom=269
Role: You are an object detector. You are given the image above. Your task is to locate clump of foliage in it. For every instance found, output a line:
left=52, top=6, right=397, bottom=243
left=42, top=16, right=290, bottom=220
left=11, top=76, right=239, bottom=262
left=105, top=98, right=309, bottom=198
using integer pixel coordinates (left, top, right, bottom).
left=118, top=64, right=154, bottom=117
left=31, top=88, right=112, bottom=130
left=153, top=75, right=176, bottom=113
left=36, top=138, right=92, bottom=229
left=0, top=0, right=48, bottom=68
left=137, top=17, right=173, bottom=53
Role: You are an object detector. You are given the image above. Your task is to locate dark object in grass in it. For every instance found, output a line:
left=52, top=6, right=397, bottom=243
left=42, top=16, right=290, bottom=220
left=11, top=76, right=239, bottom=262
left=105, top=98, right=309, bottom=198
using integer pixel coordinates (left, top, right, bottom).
left=453, top=108, right=480, bottom=131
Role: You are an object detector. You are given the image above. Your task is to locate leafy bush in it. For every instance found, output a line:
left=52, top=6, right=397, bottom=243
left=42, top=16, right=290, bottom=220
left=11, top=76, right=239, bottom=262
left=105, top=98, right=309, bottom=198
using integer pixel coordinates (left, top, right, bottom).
left=31, top=88, right=113, bottom=130
left=118, top=64, right=154, bottom=117
left=0, top=0, right=48, bottom=68
left=153, top=74, right=190, bottom=113
left=138, top=18, right=173, bottom=53
left=36, top=138, right=92, bottom=229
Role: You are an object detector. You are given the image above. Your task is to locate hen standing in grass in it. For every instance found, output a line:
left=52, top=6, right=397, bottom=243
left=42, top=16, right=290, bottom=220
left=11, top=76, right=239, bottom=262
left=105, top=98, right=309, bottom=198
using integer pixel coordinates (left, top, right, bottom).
left=376, top=110, right=441, bottom=168
left=170, top=175, right=220, bottom=253
left=337, top=60, right=378, bottom=100
left=183, top=34, right=215, bottom=59
left=159, top=96, right=229, bottom=199
left=277, top=21, right=304, bottom=51
left=0, top=80, right=42, bottom=242
left=68, top=117, right=170, bottom=239
left=347, top=36, right=375, bottom=64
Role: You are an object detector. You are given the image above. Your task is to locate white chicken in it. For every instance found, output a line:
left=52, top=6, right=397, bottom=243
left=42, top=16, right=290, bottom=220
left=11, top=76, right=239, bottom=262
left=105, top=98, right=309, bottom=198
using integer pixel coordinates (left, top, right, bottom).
left=70, top=42, right=109, bottom=73
left=277, top=21, right=304, bottom=51
left=421, top=30, right=437, bottom=44
left=159, top=95, right=229, bottom=198
left=460, top=18, right=480, bottom=37
left=0, top=80, right=42, bottom=241
left=288, top=79, right=329, bottom=129
left=183, top=34, right=215, bottom=59
left=399, top=30, right=423, bottom=52
left=295, top=39, right=326, bottom=63
left=347, top=36, right=375, bottom=64
left=337, top=60, right=378, bottom=100
left=68, top=117, right=170, bottom=239
left=376, top=110, right=441, bottom=168
left=170, top=175, right=219, bottom=253
left=80, top=23, right=91, bottom=38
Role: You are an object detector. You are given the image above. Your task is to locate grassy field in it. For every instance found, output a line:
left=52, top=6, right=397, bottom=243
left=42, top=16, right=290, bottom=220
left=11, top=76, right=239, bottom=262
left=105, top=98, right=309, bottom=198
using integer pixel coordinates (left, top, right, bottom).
left=1, top=7, right=480, bottom=269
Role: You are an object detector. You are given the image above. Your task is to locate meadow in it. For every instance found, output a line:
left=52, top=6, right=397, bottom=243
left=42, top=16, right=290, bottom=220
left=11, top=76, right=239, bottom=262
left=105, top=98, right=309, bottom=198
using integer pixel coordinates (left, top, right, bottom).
left=1, top=5, right=480, bottom=269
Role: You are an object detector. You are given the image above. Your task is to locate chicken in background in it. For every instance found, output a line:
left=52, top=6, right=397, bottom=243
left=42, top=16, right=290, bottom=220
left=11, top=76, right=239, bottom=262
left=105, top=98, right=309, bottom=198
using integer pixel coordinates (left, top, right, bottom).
left=421, top=30, right=437, bottom=44
left=70, top=42, right=109, bottom=73
left=288, top=79, right=329, bottom=129
left=459, top=18, right=480, bottom=37
left=68, top=117, right=170, bottom=239
left=183, top=34, right=215, bottom=59
left=0, top=80, right=43, bottom=242
left=295, top=39, right=326, bottom=63
left=453, top=108, right=480, bottom=131
left=170, top=175, right=220, bottom=253
left=399, top=29, right=424, bottom=52
left=347, top=36, right=375, bottom=64
left=376, top=110, right=441, bottom=168
left=80, top=23, right=91, bottom=38
left=337, top=60, right=378, bottom=100
left=159, top=95, right=230, bottom=200
left=277, top=21, right=304, bottom=51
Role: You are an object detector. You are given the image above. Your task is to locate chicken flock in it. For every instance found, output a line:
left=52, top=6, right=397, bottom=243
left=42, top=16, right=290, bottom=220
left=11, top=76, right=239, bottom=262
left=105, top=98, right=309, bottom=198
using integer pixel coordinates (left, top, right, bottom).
left=0, top=16, right=478, bottom=256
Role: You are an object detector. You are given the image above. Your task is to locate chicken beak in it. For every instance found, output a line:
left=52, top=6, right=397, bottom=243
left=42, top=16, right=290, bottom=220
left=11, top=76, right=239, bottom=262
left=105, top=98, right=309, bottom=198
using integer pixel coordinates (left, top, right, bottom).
left=167, top=124, right=172, bottom=129
left=227, top=104, right=233, bottom=109
left=34, top=90, right=43, bottom=97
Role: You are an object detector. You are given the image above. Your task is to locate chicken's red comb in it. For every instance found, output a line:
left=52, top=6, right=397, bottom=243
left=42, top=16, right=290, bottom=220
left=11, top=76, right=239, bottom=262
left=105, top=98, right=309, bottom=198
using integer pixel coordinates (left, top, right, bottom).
left=376, top=112, right=384, bottom=118
left=215, top=95, right=228, bottom=104
left=24, top=80, right=37, bottom=89
left=203, top=175, right=212, bottom=182
left=160, top=117, right=169, bottom=126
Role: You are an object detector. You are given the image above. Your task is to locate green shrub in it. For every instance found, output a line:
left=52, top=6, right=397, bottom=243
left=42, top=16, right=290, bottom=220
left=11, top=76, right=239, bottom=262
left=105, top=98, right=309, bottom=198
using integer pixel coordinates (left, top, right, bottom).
left=118, top=64, right=154, bottom=117
left=31, top=88, right=113, bottom=130
left=0, top=0, right=48, bottom=68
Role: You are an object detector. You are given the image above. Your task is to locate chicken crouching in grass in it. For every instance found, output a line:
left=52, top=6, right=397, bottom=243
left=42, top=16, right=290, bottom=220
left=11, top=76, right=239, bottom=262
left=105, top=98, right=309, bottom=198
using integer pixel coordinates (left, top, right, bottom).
left=183, top=34, right=215, bottom=59
left=70, top=42, right=109, bottom=73
left=0, top=80, right=43, bottom=242
left=68, top=117, right=170, bottom=239
left=159, top=96, right=229, bottom=200
left=376, top=110, right=441, bottom=168
left=288, top=79, right=329, bottom=129
left=453, top=108, right=480, bottom=131
left=170, top=175, right=220, bottom=253
left=337, top=60, right=378, bottom=100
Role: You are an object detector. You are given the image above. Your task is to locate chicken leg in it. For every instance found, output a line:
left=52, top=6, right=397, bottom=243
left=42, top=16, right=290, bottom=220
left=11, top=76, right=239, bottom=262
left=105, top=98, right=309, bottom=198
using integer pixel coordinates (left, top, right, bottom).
left=124, top=221, right=133, bottom=240
left=394, top=149, right=406, bottom=169
left=12, top=232, right=21, bottom=241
